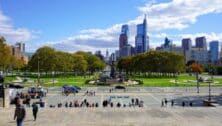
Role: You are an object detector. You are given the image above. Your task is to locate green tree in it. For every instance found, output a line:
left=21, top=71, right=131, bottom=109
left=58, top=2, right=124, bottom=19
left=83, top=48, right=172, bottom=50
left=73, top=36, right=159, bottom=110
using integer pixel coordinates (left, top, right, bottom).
left=72, top=54, right=87, bottom=75
left=28, top=46, right=57, bottom=72
left=0, top=37, right=11, bottom=71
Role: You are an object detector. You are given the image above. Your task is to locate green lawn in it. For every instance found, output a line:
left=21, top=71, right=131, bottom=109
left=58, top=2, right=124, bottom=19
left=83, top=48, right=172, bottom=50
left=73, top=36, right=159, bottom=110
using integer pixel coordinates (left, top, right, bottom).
left=132, top=75, right=222, bottom=87
left=4, top=76, right=91, bottom=87
left=4, top=74, right=222, bottom=87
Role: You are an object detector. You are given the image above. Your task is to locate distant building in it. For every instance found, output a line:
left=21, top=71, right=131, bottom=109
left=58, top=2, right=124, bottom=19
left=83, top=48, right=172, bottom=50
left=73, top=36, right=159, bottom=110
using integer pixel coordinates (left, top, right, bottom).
left=95, top=50, right=104, bottom=61
left=209, top=41, right=219, bottom=64
left=195, top=36, right=207, bottom=50
left=121, top=25, right=129, bottom=36
left=15, top=42, right=25, bottom=53
left=119, top=24, right=129, bottom=58
left=185, top=48, right=210, bottom=65
left=182, top=38, right=192, bottom=55
left=155, top=37, right=183, bottom=55
left=104, top=50, right=110, bottom=64
left=115, top=50, right=120, bottom=60
left=10, top=45, right=28, bottom=64
left=163, top=37, right=172, bottom=48
left=121, top=44, right=132, bottom=57
left=157, top=45, right=183, bottom=55
left=135, top=15, right=149, bottom=54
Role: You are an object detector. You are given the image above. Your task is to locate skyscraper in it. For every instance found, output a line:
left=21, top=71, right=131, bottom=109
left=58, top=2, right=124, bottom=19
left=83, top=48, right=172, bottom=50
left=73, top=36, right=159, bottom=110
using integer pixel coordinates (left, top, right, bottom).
left=119, top=24, right=129, bottom=57
left=195, top=36, right=207, bottom=50
left=182, top=38, right=192, bottom=51
left=210, top=41, right=219, bottom=64
left=119, top=34, right=128, bottom=50
left=135, top=15, right=149, bottom=54
left=121, top=25, right=129, bottom=36
left=16, top=42, right=25, bottom=53
left=182, top=38, right=192, bottom=55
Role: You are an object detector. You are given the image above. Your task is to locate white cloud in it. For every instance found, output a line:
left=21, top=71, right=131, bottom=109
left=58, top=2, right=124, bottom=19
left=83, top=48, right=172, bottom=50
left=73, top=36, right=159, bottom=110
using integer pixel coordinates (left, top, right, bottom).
left=138, top=0, right=222, bottom=31
left=0, top=10, right=35, bottom=44
left=48, top=0, right=222, bottom=53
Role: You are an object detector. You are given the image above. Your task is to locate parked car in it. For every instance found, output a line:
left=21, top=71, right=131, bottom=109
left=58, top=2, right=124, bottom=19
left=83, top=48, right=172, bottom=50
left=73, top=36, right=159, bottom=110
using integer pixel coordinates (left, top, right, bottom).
left=115, top=85, right=126, bottom=90
left=62, top=85, right=80, bottom=96
left=28, top=86, right=47, bottom=98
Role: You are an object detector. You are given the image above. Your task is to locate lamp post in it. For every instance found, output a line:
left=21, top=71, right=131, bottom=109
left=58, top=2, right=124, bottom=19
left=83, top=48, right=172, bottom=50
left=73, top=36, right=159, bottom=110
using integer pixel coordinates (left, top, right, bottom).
left=52, top=71, right=55, bottom=87
left=208, top=67, right=213, bottom=101
left=38, top=57, right=40, bottom=86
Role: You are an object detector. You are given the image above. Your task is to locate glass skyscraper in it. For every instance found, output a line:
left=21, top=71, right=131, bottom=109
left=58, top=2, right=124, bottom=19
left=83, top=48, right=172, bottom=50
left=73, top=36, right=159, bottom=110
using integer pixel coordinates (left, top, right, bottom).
left=119, top=24, right=130, bottom=57
left=135, top=15, right=149, bottom=54
left=210, top=41, right=219, bottom=64
left=121, top=25, right=129, bottom=36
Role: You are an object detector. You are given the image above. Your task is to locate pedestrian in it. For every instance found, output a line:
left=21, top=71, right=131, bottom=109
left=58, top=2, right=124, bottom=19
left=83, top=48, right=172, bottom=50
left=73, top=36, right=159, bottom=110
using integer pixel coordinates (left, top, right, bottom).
left=164, top=98, right=168, bottom=106
left=32, top=102, right=38, bottom=121
left=161, top=100, right=164, bottom=107
left=65, top=102, right=68, bottom=107
left=14, top=98, right=26, bottom=126
left=182, top=101, right=185, bottom=107
left=171, top=100, right=174, bottom=107
left=189, top=102, right=193, bottom=107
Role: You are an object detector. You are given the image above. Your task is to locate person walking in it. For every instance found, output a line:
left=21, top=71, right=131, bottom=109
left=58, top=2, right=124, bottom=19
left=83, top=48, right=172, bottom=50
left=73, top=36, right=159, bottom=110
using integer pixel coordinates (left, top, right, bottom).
left=171, top=100, right=174, bottom=107
left=14, top=98, right=26, bottom=126
left=161, top=100, right=164, bottom=107
left=32, top=102, right=38, bottom=121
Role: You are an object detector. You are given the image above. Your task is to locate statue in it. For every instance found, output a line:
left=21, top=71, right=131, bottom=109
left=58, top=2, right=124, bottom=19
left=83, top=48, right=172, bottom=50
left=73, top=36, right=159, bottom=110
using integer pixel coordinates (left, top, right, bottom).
left=110, top=61, right=115, bottom=79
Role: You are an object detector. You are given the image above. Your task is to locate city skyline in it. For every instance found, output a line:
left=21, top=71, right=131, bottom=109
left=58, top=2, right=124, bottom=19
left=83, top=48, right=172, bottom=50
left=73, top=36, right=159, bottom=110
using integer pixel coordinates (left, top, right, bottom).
left=1, top=0, right=222, bottom=53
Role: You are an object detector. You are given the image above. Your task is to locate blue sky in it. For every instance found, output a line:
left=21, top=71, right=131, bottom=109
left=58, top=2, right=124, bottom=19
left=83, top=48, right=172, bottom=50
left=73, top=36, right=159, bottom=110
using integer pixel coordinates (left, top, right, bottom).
left=0, top=0, right=222, bottom=53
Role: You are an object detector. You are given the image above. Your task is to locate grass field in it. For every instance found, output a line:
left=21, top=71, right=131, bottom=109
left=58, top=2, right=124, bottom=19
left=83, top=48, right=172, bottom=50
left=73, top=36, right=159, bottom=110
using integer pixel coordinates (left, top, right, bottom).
left=4, top=74, right=222, bottom=87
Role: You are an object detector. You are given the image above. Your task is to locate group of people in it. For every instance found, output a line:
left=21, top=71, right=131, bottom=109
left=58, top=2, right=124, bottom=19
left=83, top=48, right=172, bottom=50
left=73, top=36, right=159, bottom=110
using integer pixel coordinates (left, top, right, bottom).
left=161, top=98, right=193, bottom=107
left=102, top=98, right=144, bottom=108
left=161, top=98, right=174, bottom=107
left=84, top=90, right=96, bottom=96
left=50, top=99, right=99, bottom=108
left=14, top=97, right=39, bottom=126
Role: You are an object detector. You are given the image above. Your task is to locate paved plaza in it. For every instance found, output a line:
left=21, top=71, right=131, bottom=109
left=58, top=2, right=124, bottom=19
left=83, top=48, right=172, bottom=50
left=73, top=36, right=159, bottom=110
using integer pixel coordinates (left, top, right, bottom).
left=1, top=87, right=222, bottom=126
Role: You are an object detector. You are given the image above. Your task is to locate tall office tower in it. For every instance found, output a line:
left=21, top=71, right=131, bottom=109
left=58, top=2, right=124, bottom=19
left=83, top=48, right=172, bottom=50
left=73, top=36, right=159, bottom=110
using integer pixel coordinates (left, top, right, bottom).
left=135, top=15, right=149, bottom=54
left=16, top=42, right=25, bottom=52
left=106, top=49, right=109, bottom=58
left=121, top=25, right=129, bottom=36
left=182, top=38, right=192, bottom=55
left=210, top=41, right=219, bottom=64
left=119, top=34, right=128, bottom=50
left=195, top=36, right=207, bottom=50
left=119, top=24, right=129, bottom=57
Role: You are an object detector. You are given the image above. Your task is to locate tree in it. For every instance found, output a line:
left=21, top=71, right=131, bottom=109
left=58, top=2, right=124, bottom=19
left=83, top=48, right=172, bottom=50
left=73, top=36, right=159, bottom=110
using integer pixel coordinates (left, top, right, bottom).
left=28, top=46, right=57, bottom=72
left=72, top=54, right=87, bottom=75
left=117, top=51, right=185, bottom=77
left=0, top=37, right=12, bottom=71
left=76, top=51, right=105, bottom=74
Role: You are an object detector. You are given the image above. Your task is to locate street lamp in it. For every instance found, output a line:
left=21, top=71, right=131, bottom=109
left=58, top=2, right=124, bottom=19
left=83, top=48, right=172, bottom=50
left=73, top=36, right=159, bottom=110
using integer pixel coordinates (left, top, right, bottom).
left=52, top=71, right=55, bottom=87
left=37, top=57, right=40, bottom=85
left=208, top=67, right=213, bottom=101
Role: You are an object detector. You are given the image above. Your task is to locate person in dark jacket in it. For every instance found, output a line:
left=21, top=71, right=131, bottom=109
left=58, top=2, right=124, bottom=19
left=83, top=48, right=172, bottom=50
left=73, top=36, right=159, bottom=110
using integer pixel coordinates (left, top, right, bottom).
left=32, top=102, right=38, bottom=121
left=14, top=98, right=26, bottom=126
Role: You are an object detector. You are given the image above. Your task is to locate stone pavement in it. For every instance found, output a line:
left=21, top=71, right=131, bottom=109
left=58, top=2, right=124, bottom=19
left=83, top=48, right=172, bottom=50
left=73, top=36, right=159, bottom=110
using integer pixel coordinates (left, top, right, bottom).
left=1, top=107, right=222, bottom=126
left=2, top=87, right=222, bottom=126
